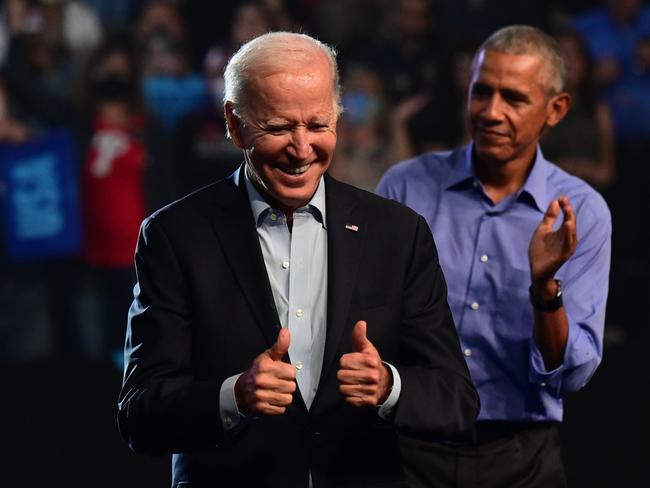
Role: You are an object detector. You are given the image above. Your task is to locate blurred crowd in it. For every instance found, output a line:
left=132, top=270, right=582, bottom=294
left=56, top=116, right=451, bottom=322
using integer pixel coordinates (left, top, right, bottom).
left=1, top=0, right=648, bottom=365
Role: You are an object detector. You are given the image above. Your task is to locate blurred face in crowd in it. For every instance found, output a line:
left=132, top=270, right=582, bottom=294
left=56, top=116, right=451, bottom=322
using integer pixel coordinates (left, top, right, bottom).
left=137, top=1, right=185, bottom=45
left=94, top=50, right=133, bottom=79
left=88, top=48, right=139, bottom=108
left=226, top=48, right=338, bottom=214
left=341, top=67, right=384, bottom=129
left=605, top=0, right=641, bottom=25
left=558, top=35, right=588, bottom=91
left=397, top=0, right=434, bottom=39
left=468, top=49, right=568, bottom=167
left=231, top=4, right=272, bottom=46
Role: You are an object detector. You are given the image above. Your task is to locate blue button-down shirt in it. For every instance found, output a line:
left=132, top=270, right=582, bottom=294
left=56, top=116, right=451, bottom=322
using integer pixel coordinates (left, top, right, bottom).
left=377, top=144, right=611, bottom=422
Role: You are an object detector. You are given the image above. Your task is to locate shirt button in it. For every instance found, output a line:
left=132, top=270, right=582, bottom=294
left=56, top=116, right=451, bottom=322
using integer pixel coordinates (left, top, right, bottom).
left=282, top=261, right=289, bottom=269
left=296, top=309, right=303, bottom=318
left=463, top=348, right=472, bottom=357
left=470, top=302, right=479, bottom=311
left=270, top=213, right=277, bottom=221
left=295, top=361, right=303, bottom=370
left=225, top=416, right=232, bottom=427
left=480, top=254, right=488, bottom=263
left=541, top=382, right=547, bottom=387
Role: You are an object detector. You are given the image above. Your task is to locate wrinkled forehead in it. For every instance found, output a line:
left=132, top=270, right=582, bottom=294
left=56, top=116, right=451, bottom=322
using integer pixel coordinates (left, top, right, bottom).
left=471, top=49, right=552, bottom=90
left=251, top=46, right=332, bottom=81
left=247, top=55, right=333, bottom=101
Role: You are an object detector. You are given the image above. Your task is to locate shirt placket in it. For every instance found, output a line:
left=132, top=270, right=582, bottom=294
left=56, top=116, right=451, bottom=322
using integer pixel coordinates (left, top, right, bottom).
left=288, top=211, right=313, bottom=406
left=461, top=202, right=501, bottom=364
left=265, top=210, right=290, bottom=328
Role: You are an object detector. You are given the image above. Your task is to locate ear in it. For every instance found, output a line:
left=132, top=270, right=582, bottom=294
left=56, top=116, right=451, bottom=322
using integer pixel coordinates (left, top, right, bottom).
left=224, top=101, right=247, bottom=149
left=545, top=92, right=570, bottom=128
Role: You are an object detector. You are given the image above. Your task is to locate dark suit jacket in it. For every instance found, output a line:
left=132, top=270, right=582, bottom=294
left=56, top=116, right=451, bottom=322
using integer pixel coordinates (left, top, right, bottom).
left=117, top=171, right=479, bottom=488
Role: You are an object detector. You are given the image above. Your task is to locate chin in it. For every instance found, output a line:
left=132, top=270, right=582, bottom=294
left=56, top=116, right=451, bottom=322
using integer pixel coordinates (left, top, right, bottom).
left=281, top=191, right=313, bottom=208
left=269, top=186, right=314, bottom=209
left=475, top=145, right=510, bottom=164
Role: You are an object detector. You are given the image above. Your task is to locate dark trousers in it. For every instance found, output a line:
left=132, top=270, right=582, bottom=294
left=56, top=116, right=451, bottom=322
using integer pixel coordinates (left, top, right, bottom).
left=400, top=422, right=567, bottom=488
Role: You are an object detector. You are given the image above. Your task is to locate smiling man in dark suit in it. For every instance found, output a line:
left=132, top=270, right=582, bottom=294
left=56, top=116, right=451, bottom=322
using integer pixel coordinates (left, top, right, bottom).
left=117, top=31, right=479, bottom=488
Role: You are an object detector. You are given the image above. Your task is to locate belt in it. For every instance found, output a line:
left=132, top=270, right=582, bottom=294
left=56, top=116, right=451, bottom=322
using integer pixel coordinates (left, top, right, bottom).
left=442, top=421, right=558, bottom=447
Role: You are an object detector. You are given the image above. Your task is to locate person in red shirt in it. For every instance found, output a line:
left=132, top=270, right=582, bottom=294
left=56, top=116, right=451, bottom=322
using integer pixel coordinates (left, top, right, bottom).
left=76, top=39, right=167, bottom=364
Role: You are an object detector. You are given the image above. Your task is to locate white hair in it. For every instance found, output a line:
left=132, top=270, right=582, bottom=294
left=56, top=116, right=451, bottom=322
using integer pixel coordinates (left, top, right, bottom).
left=223, top=31, right=342, bottom=122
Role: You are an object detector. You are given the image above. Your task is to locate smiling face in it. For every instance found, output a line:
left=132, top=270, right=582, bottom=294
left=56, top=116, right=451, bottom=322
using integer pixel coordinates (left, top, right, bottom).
left=225, top=52, right=337, bottom=214
left=468, top=49, right=568, bottom=169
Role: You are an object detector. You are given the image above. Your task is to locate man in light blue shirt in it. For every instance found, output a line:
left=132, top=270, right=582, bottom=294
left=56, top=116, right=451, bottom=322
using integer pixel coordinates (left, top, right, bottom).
left=378, top=25, right=611, bottom=488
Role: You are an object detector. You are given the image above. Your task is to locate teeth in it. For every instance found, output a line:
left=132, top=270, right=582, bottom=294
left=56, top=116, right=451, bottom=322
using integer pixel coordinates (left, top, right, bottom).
left=282, top=164, right=310, bottom=175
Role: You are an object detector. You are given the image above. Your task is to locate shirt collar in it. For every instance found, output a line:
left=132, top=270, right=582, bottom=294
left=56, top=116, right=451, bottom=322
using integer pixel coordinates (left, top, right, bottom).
left=443, top=144, right=475, bottom=190
left=446, top=143, right=551, bottom=213
left=518, top=145, right=551, bottom=213
left=240, top=165, right=327, bottom=227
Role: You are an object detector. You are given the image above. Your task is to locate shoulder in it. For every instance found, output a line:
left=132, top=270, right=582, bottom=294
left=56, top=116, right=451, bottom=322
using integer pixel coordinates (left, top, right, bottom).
left=326, top=176, right=437, bottom=259
left=545, top=162, right=611, bottom=230
left=144, top=176, right=237, bottom=232
left=380, top=149, right=456, bottom=184
left=377, top=146, right=464, bottom=199
left=570, top=8, right=608, bottom=32
left=326, top=174, right=426, bottom=232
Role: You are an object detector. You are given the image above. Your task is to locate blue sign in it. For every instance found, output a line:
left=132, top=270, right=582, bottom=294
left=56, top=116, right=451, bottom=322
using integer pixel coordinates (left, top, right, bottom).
left=1, top=130, right=81, bottom=262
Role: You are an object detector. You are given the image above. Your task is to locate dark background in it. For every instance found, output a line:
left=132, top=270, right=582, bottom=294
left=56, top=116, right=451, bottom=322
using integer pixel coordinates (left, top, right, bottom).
left=3, top=338, right=645, bottom=486
left=1, top=0, right=648, bottom=485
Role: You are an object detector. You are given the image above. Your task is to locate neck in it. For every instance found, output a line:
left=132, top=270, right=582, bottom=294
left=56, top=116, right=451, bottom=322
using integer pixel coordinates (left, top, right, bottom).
left=97, top=102, right=130, bottom=126
left=473, top=147, right=536, bottom=204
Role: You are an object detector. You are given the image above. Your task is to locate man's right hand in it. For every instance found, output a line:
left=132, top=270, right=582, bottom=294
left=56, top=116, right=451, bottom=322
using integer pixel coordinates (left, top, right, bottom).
left=235, top=328, right=296, bottom=415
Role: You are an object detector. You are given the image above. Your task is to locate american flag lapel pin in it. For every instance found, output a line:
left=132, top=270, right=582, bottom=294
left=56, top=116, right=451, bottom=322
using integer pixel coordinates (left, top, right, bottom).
left=345, top=224, right=359, bottom=232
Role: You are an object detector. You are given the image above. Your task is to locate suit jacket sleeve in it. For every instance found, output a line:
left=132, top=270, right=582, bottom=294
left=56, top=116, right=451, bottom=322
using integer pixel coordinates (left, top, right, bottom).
left=392, top=214, right=479, bottom=437
left=117, top=216, right=225, bottom=455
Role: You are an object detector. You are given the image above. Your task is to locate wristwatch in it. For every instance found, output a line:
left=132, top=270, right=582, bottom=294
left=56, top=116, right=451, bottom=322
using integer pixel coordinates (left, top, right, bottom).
left=529, top=279, right=563, bottom=312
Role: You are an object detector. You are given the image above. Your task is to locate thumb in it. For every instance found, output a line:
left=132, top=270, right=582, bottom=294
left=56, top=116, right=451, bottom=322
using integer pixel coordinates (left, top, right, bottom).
left=352, top=320, right=372, bottom=352
left=268, top=328, right=290, bottom=361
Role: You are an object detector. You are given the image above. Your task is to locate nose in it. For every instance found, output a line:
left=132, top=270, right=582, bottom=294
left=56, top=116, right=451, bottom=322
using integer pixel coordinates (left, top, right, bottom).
left=287, top=127, right=312, bottom=160
left=481, top=95, right=504, bottom=121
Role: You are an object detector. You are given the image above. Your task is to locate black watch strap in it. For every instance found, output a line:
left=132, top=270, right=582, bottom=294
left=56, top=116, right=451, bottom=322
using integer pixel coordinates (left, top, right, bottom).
left=529, top=279, right=563, bottom=312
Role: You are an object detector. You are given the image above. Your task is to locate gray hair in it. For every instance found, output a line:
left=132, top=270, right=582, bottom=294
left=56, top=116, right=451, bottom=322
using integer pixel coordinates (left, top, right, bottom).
left=474, top=25, right=567, bottom=94
left=223, top=31, right=343, bottom=121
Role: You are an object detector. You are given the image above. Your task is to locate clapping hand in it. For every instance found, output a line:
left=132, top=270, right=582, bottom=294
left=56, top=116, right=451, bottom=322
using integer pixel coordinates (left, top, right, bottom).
left=528, top=196, right=578, bottom=296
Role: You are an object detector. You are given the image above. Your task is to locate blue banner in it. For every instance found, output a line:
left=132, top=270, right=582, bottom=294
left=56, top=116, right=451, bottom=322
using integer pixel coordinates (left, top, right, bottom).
left=1, top=130, right=81, bottom=262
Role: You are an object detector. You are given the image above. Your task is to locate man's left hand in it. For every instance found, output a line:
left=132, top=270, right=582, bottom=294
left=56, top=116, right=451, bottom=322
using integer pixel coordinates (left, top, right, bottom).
left=337, top=321, right=392, bottom=407
left=528, top=196, right=578, bottom=296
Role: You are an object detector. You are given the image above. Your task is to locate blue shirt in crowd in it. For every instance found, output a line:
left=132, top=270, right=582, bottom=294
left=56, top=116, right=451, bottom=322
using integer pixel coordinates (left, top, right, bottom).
left=377, top=144, right=611, bottom=422
left=571, top=6, right=650, bottom=139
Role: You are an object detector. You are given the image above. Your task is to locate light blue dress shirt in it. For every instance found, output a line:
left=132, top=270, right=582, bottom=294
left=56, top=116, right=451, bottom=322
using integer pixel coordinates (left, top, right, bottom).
left=219, top=167, right=400, bottom=430
left=245, top=169, right=328, bottom=409
left=377, top=144, right=611, bottom=422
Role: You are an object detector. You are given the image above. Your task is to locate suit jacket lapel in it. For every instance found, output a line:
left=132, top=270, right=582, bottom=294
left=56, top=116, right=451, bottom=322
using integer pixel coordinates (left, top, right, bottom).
left=317, top=175, right=366, bottom=396
left=208, top=172, right=281, bottom=348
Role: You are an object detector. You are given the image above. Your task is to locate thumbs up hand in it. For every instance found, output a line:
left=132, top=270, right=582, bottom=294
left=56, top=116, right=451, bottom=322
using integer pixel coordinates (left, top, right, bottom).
left=235, top=328, right=297, bottom=415
left=337, top=321, right=392, bottom=407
